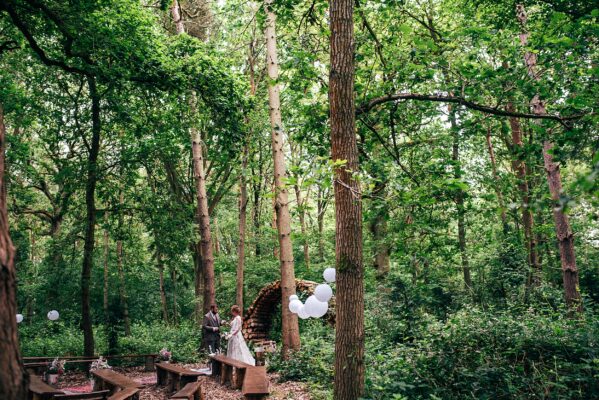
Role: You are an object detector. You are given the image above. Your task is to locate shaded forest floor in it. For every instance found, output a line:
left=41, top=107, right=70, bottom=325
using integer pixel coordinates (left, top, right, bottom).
left=55, top=364, right=312, bottom=400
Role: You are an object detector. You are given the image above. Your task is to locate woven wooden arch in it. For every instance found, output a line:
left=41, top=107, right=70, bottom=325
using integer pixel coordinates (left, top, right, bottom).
left=242, top=279, right=335, bottom=342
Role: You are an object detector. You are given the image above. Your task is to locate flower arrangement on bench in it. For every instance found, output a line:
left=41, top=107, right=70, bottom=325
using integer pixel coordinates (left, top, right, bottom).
left=45, top=358, right=65, bottom=385
left=89, top=357, right=111, bottom=387
left=158, top=348, right=172, bottom=363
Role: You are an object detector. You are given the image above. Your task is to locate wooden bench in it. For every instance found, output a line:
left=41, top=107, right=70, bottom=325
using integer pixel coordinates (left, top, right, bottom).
left=210, top=354, right=251, bottom=389
left=54, top=390, right=110, bottom=400
left=171, top=381, right=204, bottom=400
left=28, top=375, right=65, bottom=400
left=24, top=355, right=157, bottom=372
left=107, top=387, right=141, bottom=400
left=155, top=363, right=206, bottom=393
left=242, top=366, right=269, bottom=399
left=91, top=369, right=144, bottom=399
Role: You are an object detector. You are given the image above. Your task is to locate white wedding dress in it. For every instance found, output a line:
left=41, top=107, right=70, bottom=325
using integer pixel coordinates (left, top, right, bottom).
left=227, top=315, right=255, bottom=365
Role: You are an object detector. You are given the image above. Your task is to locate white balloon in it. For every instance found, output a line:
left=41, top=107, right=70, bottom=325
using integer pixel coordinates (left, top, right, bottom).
left=314, top=284, right=333, bottom=302
left=47, top=310, right=59, bottom=321
left=289, top=295, right=299, bottom=302
left=323, top=268, right=336, bottom=283
left=297, top=306, right=310, bottom=320
left=288, top=299, right=303, bottom=314
left=304, top=295, right=328, bottom=318
left=16, top=314, right=23, bottom=324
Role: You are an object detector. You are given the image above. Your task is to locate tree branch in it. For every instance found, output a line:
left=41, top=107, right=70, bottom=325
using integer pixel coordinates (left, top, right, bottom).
left=356, top=92, right=584, bottom=126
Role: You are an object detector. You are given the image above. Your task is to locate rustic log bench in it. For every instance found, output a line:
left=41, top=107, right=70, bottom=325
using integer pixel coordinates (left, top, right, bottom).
left=91, top=369, right=144, bottom=399
left=209, top=354, right=251, bottom=389
left=155, top=363, right=206, bottom=393
left=242, top=366, right=269, bottom=400
left=53, top=390, right=110, bottom=400
left=106, top=387, right=141, bottom=400
left=24, top=354, right=157, bottom=372
left=28, top=375, right=65, bottom=400
left=171, top=381, right=204, bottom=400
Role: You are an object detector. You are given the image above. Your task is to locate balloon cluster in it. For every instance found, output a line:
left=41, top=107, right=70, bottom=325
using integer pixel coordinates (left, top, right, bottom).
left=15, top=310, right=60, bottom=324
left=288, top=268, right=335, bottom=319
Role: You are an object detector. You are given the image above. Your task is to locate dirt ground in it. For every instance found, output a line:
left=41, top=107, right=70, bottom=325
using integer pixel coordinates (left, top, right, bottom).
left=55, top=364, right=313, bottom=400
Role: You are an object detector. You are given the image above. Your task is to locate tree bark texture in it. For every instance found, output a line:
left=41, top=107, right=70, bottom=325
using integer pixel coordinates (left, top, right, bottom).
left=81, top=76, right=100, bottom=358
left=0, top=103, right=28, bottom=400
left=329, top=0, right=366, bottom=396
left=264, top=0, right=300, bottom=355
left=449, top=105, right=472, bottom=289
left=116, top=191, right=131, bottom=336
left=516, top=4, right=581, bottom=310
left=507, top=103, right=540, bottom=285
left=484, top=128, right=508, bottom=230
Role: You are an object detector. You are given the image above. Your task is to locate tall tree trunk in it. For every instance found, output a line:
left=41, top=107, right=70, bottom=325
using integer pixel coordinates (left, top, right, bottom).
left=103, top=229, right=109, bottom=321
left=516, top=4, right=581, bottom=310
left=271, top=179, right=279, bottom=259
left=171, top=269, right=178, bottom=324
left=0, top=103, right=28, bottom=400
left=169, top=5, right=216, bottom=315
left=171, top=0, right=185, bottom=34
left=317, top=185, right=327, bottom=261
left=237, top=146, right=248, bottom=312
left=294, top=183, right=310, bottom=270
left=484, top=127, right=508, bottom=230
left=116, top=191, right=131, bottom=336
left=193, top=242, right=203, bottom=320
left=507, top=103, right=540, bottom=286
left=368, top=201, right=390, bottom=277
left=192, top=129, right=216, bottom=314
left=449, top=106, right=472, bottom=289
left=264, top=0, right=300, bottom=355
left=81, top=76, right=100, bottom=358
left=329, top=0, right=365, bottom=396
left=157, top=253, right=169, bottom=323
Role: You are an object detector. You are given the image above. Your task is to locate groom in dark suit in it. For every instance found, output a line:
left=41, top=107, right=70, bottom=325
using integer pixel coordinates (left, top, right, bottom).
left=202, top=304, right=223, bottom=353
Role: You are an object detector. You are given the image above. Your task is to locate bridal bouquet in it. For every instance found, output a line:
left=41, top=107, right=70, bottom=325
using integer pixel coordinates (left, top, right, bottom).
left=219, top=327, right=231, bottom=340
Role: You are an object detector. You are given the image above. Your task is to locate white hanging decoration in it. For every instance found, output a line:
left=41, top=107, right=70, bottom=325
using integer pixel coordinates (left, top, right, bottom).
left=47, top=310, right=59, bottom=321
left=16, top=314, right=23, bottom=324
left=288, top=299, right=303, bottom=314
left=314, top=284, right=333, bottom=302
left=304, top=295, right=328, bottom=318
left=297, top=305, right=310, bottom=320
left=289, top=294, right=299, bottom=302
left=323, top=267, right=336, bottom=283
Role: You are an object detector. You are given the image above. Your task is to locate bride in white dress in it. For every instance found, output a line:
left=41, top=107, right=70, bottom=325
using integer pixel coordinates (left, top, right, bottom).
left=226, top=305, right=255, bottom=365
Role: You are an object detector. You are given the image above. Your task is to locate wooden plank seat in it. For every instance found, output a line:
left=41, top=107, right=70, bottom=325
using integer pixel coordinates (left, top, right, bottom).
left=170, top=381, right=204, bottom=400
left=210, top=354, right=251, bottom=389
left=92, top=369, right=143, bottom=398
left=242, top=366, right=269, bottom=399
left=155, top=363, right=206, bottom=393
left=53, top=390, right=110, bottom=400
left=107, top=387, right=141, bottom=400
left=28, top=375, right=65, bottom=400
left=24, top=355, right=157, bottom=372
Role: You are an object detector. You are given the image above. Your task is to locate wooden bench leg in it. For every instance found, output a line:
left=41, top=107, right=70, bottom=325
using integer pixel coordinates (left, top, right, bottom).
left=156, top=367, right=165, bottom=386
left=233, top=368, right=246, bottom=390
left=145, top=355, right=155, bottom=372
left=221, top=364, right=232, bottom=386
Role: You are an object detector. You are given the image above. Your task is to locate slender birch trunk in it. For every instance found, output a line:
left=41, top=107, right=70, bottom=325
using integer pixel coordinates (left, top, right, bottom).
left=264, top=0, right=300, bottom=354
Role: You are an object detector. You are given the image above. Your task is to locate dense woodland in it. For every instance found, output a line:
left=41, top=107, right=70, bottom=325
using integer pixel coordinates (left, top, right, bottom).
left=0, top=0, right=597, bottom=399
